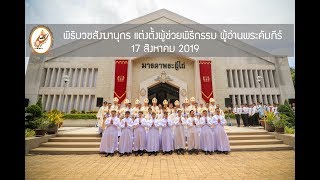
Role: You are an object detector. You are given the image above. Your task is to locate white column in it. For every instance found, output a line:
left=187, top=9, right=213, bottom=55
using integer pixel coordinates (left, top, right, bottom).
left=259, top=70, right=265, bottom=88
left=264, top=95, right=268, bottom=105
left=258, top=94, right=262, bottom=104
left=264, top=70, right=270, bottom=88
left=69, top=95, right=74, bottom=111
left=127, top=60, right=133, bottom=99
left=274, top=95, right=279, bottom=104
left=254, top=70, right=258, bottom=88
left=239, top=70, right=244, bottom=88
left=62, top=94, right=68, bottom=112
left=87, top=95, right=92, bottom=111
left=45, top=95, right=50, bottom=111
left=67, top=68, right=72, bottom=87
left=81, top=95, right=86, bottom=111
left=237, top=95, right=241, bottom=106
left=44, top=68, right=50, bottom=87
left=84, top=68, right=89, bottom=87
left=228, top=70, right=234, bottom=87
left=50, top=94, right=56, bottom=110
left=234, top=70, right=239, bottom=88
left=253, top=95, right=257, bottom=104
left=72, top=69, right=78, bottom=87
left=78, top=68, right=83, bottom=87
left=269, top=70, right=275, bottom=88
left=249, top=70, right=254, bottom=88
left=90, top=68, right=95, bottom=87
left=49, top=68, right=55, bottom=87
left=243, top=95, right=247, bottom=104
left=59, top=68, right=65, bottom=87
left=248, top=95, right=252, bottom=105
left=268, top=95, right=273, bottom=105
left=55, top=68, right=61, bottom=87
left=194, top=59, right=201, bottom=102
left=75, top=95, right=80, bottom=111
left=244, top=70, right=250, bottom=88
left=57, top=94, right=62, bottom=111
left=232, top=94, right=236, bottom=107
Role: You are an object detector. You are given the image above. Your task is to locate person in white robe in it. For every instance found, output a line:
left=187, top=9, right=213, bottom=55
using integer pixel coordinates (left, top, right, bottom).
left=132, top=111, right=148, bottom=156
left=160, top=111, right=174, bottom=155
left=99, top=110, right=120, bottom=157
left=96, top=101, right=109, bottom=134
left=212, top=108, right=230, bottom=154
left=186, top=110, right=200, bottom=155
left=118, top=111, right=133, bottom=156
left=199, top=110, right=215, bottom=155
left=173, top=109, right=186, bottom=155
left=145, top=112, right=161, bottom=156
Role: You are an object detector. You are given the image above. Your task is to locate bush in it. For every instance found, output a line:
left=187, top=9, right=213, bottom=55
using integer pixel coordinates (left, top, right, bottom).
left=70, top=109, right=78, bottom=114
left=33, top=117, right=50, bottom=130
left=265, top=111, right=276, bottom=125
left=25, top=105, right=42, bottom=118
left=81, top=110, right=85, bottom=114
left=44, top=110, right=64, bottom=125
left=273, top=114, right=289, bottom=128
left=86, top=111, right=98, bottom=114
left=225, top=113, right=235, bottom=119
left=63, top=114, right=97, bottom=119
left=25, top=128, right=35, bottom=137
left=278, top=100, right=295, bottom=128
left=36, top=96, right=43, bottom=111
left=284, top=126, right=295, bottom=134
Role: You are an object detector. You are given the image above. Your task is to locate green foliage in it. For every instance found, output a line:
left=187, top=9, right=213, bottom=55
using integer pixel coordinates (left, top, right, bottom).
left=25, top=128, right=35, bottom=137
left=81, top=110, right=86, bottom=114
left=265, top=111, right=276, bottom=125
left=86, top=111, right=98, bottom=114
left=25, top=105, right=42, bottom=118
left=63, top=114, right=97, bottom=119
left=290, top=68, right=295, bottom=88
left=284, top=126, right=295, bottom=134
left=273, top=114, right=289, bottom=128
left=278, top=100, right=295, bottom=128
left=36, top=96, right=43, bottom=112
left=70, top=109, right=78, bottom=114
left=225, top=113, right=235, bottom=119
left=33, top=117, right=50, bottom=130
left=44, top=110, right=64, bottom=125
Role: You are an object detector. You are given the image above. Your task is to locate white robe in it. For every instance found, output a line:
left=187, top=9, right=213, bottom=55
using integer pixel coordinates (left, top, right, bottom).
left=118, top=117, right=133, bottom=153
left=186, top=117, right=200, bottom=150
left=199, top=116, right=215, bottom=151
left=173, top=116, right=186, bottom=149
left=132, top=117, right=148, bottom=151
left=145, top=118, right=161, bottom=152
left=160, top=117, right=174, bottom=152
left=212, top=115, right=230, bottom=152
left=99, top=116, right=120, bottom=153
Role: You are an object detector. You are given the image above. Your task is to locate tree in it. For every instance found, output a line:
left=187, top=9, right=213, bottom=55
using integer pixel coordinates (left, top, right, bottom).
left=36, top=95, right=43, bottom=112
left=290, top=67, right=295, bottom=88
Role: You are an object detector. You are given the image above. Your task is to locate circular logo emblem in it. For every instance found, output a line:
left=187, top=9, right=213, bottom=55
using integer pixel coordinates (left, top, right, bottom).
left=29, top=25, right=53, bottom=54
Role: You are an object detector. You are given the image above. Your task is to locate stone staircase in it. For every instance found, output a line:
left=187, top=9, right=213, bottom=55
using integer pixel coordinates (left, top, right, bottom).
left=29, top=131, right=293, bottom=155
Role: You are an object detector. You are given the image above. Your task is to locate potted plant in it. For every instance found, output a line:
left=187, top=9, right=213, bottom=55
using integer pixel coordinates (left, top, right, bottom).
left=264, top=111, right=276, bottom=132
left=45, top=110, right=64, bottom=134
left=273, top=114, right=288, bottom=133
left=34, top=117, right=50, bottom=136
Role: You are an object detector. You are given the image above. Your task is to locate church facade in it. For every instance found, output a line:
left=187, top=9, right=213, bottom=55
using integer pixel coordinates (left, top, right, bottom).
left=25, top=9, right=295, bottom=112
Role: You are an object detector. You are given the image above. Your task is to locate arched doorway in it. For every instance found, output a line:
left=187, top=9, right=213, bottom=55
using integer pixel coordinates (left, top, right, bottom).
left=148, top=83, right=179, bottom=105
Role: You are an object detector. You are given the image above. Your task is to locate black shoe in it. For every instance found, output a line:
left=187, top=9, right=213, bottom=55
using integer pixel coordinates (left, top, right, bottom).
left=188, top=150, right=193, bottom=154
left=205, top=151, right=208, bottom=155
left=110, top=153, right=114, bottom=157
left=127, top=153, right=131, bottom=156
left=177, top=150, right=181, bottom=155
left=217, top=151, right=222, bottom=154
left=119, top=153, right=124, bottom=157
left=209, top=151, right=213, bottom=155
left=223, top=151, right=230, bottom=155
left=105, top=153, right=110, bottom=157
left=195, top=150, right=199, bottom=155
left=169, top=151, right=173, bottom=155
left=148, top=153, right=152, bottom=156
left=162, top=152, right=166, bottom=155
left=140, top=152, right=143, bottom=156
left=155, top=152, right=158, bottom=156
left=180, top=149, right=185, bottom=155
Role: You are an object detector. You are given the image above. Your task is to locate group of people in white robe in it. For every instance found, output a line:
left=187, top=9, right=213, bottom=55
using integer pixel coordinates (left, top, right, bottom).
left=97, top=97, right=230, bottom=157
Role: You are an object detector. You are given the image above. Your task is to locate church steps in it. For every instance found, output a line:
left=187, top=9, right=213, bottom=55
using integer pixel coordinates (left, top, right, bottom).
left=28, top=131, right=293, bottom=155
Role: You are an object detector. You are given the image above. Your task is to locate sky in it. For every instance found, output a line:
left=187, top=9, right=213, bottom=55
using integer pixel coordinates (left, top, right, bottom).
left=25, top=0, right=295, bottom=73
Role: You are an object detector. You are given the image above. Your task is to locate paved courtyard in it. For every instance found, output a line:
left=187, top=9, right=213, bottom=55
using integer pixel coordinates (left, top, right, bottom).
left=26, top=150, right=294, bottom=180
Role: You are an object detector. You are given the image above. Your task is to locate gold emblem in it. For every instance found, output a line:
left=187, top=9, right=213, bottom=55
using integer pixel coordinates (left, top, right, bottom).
left=202, top=76, right=210, bottom=82
left=29, top=25, right=53, bottom=54
left=117, top=75, right=125, bottom=82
